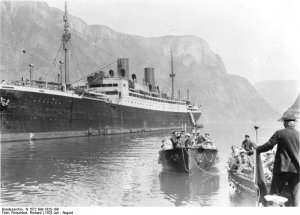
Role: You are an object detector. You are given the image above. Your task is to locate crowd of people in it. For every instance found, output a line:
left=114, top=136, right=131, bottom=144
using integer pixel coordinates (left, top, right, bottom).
left=228, top=135, right=276, bottom=180
left=228, top=145, right=254, bottom=177
left=161, top=130, right=217, bottom=150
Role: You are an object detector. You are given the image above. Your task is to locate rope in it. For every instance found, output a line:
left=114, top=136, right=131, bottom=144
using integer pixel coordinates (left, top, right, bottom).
left=69, top=59, right=118, bottom=85
left=181, top=147, right=190, bottom=173
left=49, top=42, right=63, bottom=82
left=184, top=148, right=219, bottom=176
left=69, top=40, right=85, bottom=84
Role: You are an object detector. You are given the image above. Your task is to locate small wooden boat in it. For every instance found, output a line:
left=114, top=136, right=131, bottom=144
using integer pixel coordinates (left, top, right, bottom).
left=227, top=147, right=292, bottom=206
left=227, top=169, right=261, bottom=196
left=158, top=146, right=219, bottom=173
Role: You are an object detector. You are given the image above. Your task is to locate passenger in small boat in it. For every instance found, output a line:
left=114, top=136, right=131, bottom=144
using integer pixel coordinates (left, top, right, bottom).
left=204, top=133, right=216, bottom=148
left=184, top=133, right=193, bottom=147
left=241, top=135, right=257, bottom=155
left=161, top=139, right=173, bottom=150
left=263, top=151, right=274, bottom=184
left=229, top=154, right=241, bottom=172
left=236, top=150, right=253, bottom=175
left=195, top=132, right=207, bottom=145
left=170, top=131, right=179, bottom=148
left=264, top=151, right=275, bottom=172
left=180, top=130, right=185, bottom=138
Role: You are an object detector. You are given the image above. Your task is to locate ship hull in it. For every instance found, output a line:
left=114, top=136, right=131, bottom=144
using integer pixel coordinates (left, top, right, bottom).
left=0, top=88, right=200, bottom=142
left=158, top=147, right=219, bottom=173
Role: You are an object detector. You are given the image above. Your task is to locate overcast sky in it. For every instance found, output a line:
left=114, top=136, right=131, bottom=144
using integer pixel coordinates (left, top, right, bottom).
left=46, top=0, right=300, bottom=84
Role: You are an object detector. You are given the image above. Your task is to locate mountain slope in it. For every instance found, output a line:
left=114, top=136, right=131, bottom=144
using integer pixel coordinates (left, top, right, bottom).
left=254, top=80, right=299, bottom=114
left=0, top=1, right=278, bottom=122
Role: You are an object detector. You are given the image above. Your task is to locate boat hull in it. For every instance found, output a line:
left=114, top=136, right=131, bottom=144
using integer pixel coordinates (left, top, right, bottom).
left=227, top=170, right=292, bottom=205
left=227, top=170, right=257, bottom=195
left=0, top=88, right=200, bottom=142
left=158, top=147, right=219, bottom=173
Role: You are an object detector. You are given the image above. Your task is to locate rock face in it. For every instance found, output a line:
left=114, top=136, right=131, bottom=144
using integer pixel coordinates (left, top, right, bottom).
left=0, top=1, right=278, bottom=122
left=254, top=80, right=299, bottom=114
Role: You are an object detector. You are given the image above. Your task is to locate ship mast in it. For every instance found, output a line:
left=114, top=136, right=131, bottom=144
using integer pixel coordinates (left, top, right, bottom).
left=62, top=1, right=71, bottom=91
left=169, top=49, right=176, bottom=100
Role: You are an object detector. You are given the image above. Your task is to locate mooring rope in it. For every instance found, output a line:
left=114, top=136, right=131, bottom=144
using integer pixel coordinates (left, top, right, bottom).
left=184, top=148, right=219, bottom=176
left=181, top=147, right=190, bottom=173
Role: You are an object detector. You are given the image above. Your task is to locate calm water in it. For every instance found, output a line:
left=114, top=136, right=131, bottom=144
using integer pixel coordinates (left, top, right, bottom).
left=1, top=122, right=283, bottom=207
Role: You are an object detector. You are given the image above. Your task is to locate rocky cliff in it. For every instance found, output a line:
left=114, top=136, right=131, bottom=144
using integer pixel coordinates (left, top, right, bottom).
left=0, top=1, right=278, bottom=122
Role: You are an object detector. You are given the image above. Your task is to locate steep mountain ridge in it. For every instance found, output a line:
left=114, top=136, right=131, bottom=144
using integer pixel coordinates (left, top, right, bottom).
left=0, top=1, right=278, bottom=122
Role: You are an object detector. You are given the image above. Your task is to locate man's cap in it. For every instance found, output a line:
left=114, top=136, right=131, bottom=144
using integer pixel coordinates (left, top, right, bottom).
left=245, top=135, right=250, bottom=138
left=278, top=109, right=299, bottom=121
left=185, top=133, right=191, bottom=137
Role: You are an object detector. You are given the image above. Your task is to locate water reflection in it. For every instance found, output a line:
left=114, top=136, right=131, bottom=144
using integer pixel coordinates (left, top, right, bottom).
left=159, top=171, right=220, bottom=206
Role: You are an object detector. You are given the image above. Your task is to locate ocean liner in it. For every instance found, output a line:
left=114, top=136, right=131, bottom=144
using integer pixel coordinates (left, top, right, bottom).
left=0, top=3, right=201, bottom=142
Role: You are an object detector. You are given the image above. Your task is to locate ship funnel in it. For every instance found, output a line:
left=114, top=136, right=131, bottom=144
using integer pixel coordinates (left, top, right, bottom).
left=144, top=67, right=155, bottom=91
left=132, top=74, right=137, bottom=83
left=117, top=58, right=129, bottom=79
left=109, top=70, right=114, bottom=77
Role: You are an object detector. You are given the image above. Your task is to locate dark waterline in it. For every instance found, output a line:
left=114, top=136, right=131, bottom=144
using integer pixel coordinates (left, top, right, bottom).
left=1, top=122, right=283, bottom=206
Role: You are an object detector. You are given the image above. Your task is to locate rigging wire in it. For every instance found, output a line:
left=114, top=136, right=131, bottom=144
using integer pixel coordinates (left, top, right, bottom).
left=69, top=59, right=118, bottom=85
left=69, top=40, right=83, bottom=84
left=49, top=42, right=63, bottom=82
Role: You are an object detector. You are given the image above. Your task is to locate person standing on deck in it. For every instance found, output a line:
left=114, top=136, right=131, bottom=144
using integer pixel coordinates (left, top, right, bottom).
left=255, top=109, right=299, bottom=206
left=242, top=135, right=257, bottom=155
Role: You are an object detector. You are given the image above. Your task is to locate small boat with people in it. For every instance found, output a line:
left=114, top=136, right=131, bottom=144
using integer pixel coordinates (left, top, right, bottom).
left=227, top=146, right=260, bottom=196
left=227, top=144, right=291, bottom=206
left=227, top=100, right=299, bottom=207
left=158, top=128, right=219, bottom=173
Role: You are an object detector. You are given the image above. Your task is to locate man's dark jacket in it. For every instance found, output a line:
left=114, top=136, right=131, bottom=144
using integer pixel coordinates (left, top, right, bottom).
left=242, top=140, right=256, bottom=151
left=256, top=126, right=299, bottom=174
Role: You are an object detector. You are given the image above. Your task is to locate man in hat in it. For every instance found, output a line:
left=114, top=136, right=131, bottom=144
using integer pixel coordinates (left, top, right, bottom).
left=204, top=133, right=215, bottom=147
left=241, top=135, right=257, bottom=153
left=195, top=132, right=207, bottom=145
left=255, top=109, right=299, bottom=206
left=184, top=133, right=192, bottom=147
